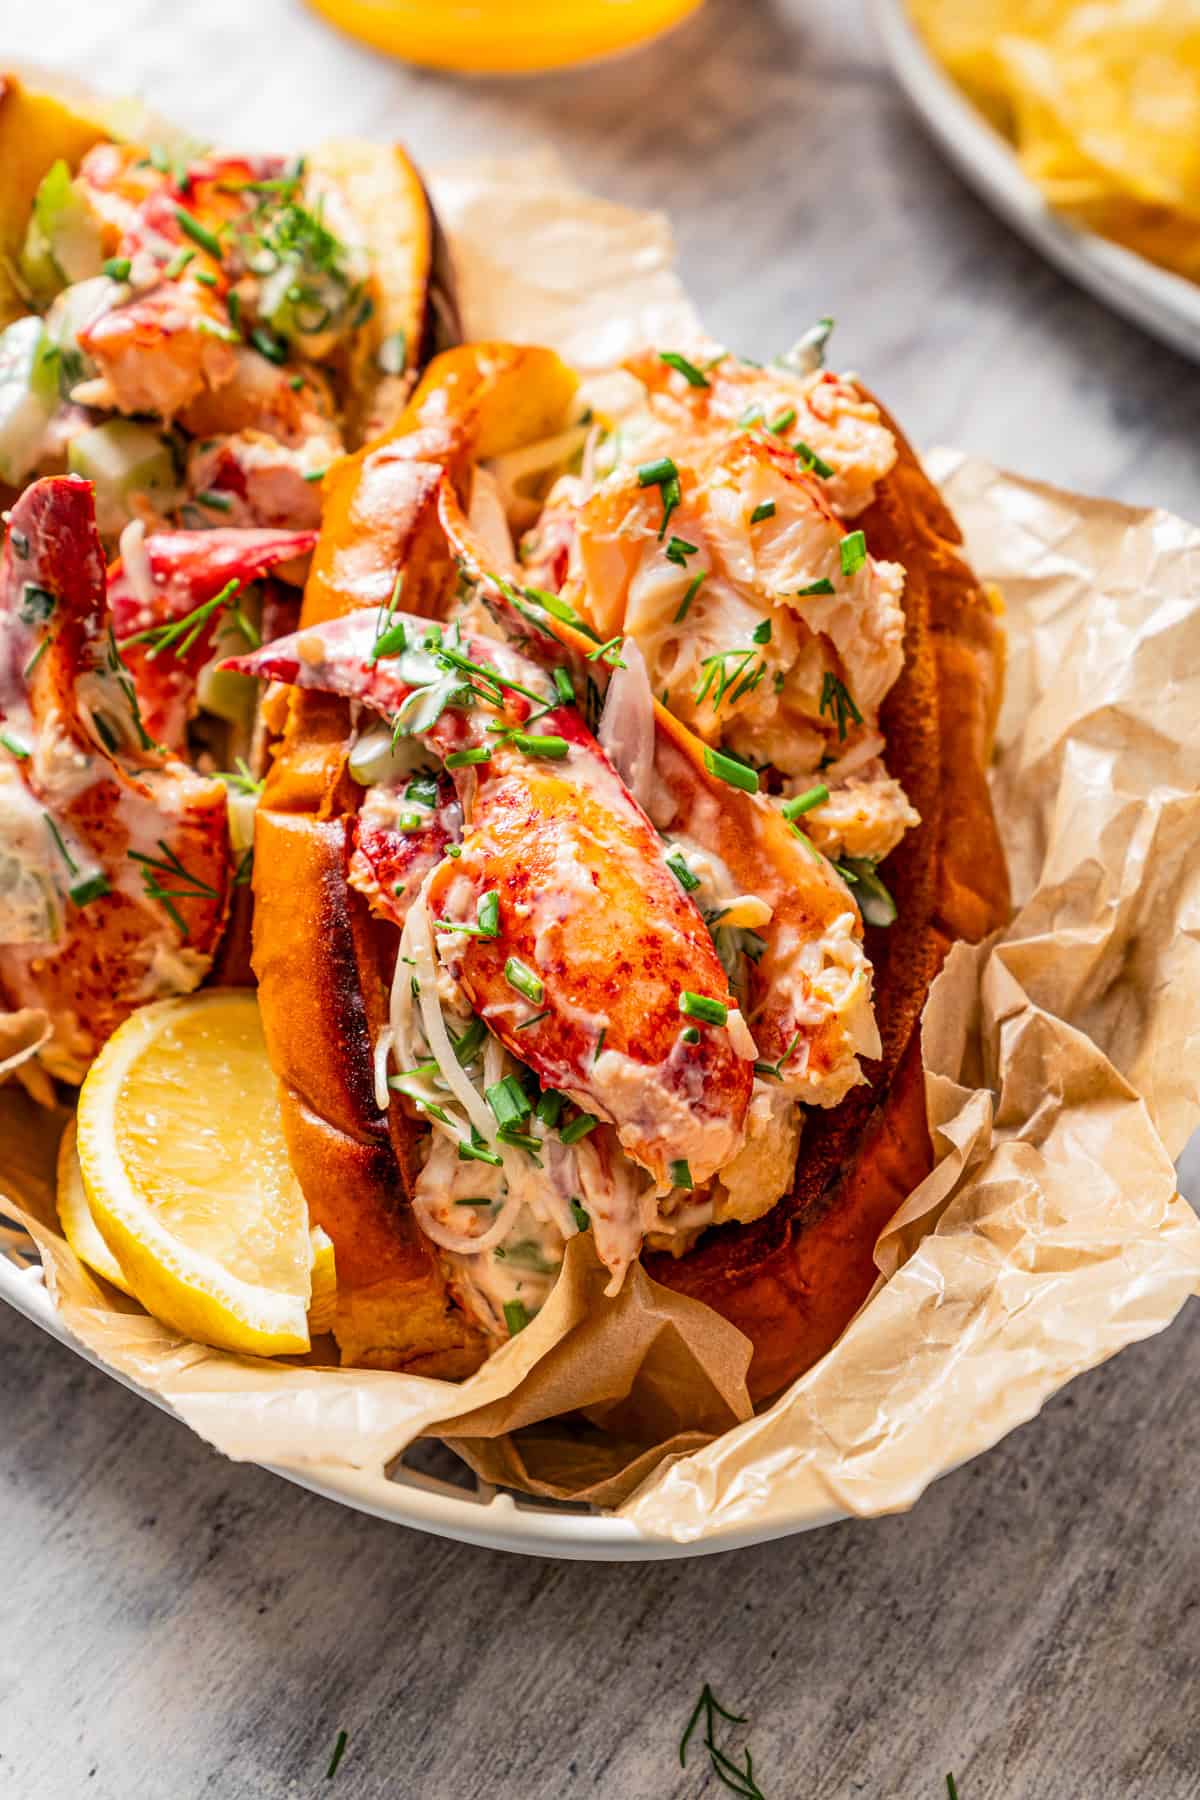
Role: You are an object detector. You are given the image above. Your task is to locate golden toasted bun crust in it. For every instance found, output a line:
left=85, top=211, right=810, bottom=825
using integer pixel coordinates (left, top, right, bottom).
left=252, top=690, right=487, bottom=1375
left=645, top=395, right=1009, bottom=1400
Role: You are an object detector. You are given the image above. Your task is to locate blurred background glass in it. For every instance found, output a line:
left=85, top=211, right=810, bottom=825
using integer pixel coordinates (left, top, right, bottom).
left=305, top=0, right=704, bottom=72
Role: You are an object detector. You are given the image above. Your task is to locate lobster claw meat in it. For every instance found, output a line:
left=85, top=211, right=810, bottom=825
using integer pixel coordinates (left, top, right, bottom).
left=107, top=525, right=316, bottom=750
left=435, top=473, right=882, bottom=1112
left=224, top=609, right=755, bottom=1190
left=0, top=476, right=231, bottom=1081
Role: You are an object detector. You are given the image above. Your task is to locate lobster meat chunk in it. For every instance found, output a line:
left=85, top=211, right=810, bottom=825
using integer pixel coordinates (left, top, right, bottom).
left=0, top=476, right=231, bottom=1081
left=225, top=608, right=754, bottom=1190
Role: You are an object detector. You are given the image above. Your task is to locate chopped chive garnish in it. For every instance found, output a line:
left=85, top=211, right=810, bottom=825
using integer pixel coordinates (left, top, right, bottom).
left=103, top=256, right=132, bottom=280
left=768, top=407, right=796, bottom=433
left=405, top=775, right=439, bottom=809
left=69, top=872, right=111, bottom=908
left=752, top=618, right=772, bottom=644
left=397, top=811, right=424, bottom=833
left=226, top=289, right=241, bottom=331
left=703, top=746, right=759, bottom=793
left=194, top=267, right=217, bottom=287
left=516, top=1008, right=550, bottom=1031
left=196, top=317, right=239, bottom=344
left=681, top=1026, right=701, bottom=1044
left=819, top=672, right=863, bottom=741
left=794, top=440, right=835, bottom=480
left=638, top=456, right=680, bottom=486
left=839, top=530, right=867, bottom=575
left=504, top=1299, right=531, bottom=1336
left=504, top=957, right=544, bottom=1005
left=511, top=731, right=569, bottom=759
left=665, top=535, right=698, bottom=566
left=164, top=246, right=194, bottom=279
left=250, top=324, right=288, bottom=364
left=749, top=501, right=776, bottom=524
left=486, top=1074, right=533, bottom=1128
left=659, top=350, right=710, bottom=387
left=392, top=881, right=406, bottom=896
left=552, top=667, right=575, bottom=706
left=23, top=638, right=48, bottom=680
left=522, top=585, right=582, bottom=629
left=637, top=456, right=681, bottom=539
left=570, top=1198, right=590, bottom=1232
left=738, top=404, right=764, bottom=428
left=477, top=890, right=500, bottom=936
left=444, top=746, right=490, bottom=769
left=457, top=1136, right=503, bottom=1167
left=666, top=849, right=700, bottom=892
left=446, top=844, right=462, bottom=859
left=196, top=488, right=233, bottom=513
left=593, top=1027, right=607, bottom=1063
left=679, top=990, right=728, bottom=1026
left=560, top=1112, right=598, bottom=1146
left=670, top=1159, right=694, bottom=1189
left=674, top=570, right=706, bottom=624
left=782, top=784, right=829, bottom=819
left=455, top=1196, right=495, bottom=1208
left=796, top=577, right=835, bottom=596
left=497, top=1125, right=543, bottom=1156
left=289, top=373, right=305, bottom=391
left=369, top=623, right=408, bottom=664
left=535, top=1089, right=564, bottom=1129
left=173, top=208, right=222, bottom=259
left=452, top=1017, right=487, bottom=1065
left=303, top=467, right=327, bottom=483
left=0, top=731, right=29, bottom=759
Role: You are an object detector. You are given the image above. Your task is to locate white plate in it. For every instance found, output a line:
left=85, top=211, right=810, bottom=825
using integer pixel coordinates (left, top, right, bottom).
left=0, top=1235, right=838, bottom=1561
left=871, top=0, right=1200, bottom=364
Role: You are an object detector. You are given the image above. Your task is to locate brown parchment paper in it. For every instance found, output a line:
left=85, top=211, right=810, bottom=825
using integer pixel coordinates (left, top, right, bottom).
left=3, top=154, right=1200, bottom=1542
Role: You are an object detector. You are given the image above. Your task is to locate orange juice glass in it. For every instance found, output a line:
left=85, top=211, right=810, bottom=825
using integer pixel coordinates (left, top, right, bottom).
left=305, top=0, right=704, bottom=73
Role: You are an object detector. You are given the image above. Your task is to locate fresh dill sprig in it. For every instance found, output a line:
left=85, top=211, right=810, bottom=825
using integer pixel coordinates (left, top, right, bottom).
left=819, top=671, right=862, bottom=741
left=695, top=647, right=767, bottom=710
left=679, top=1685, right=766, bottom=1798
left=120, top=579, right=257, bottom=661
left=326, top=1729, right=348, bottom=1780
left=129, top=839, right=219, bottom=937
left=217, top=757, right=263, bottom=797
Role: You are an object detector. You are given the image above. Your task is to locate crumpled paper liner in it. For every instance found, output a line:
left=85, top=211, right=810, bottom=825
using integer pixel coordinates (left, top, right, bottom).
left=3, top=154, right=1200, bottom=1540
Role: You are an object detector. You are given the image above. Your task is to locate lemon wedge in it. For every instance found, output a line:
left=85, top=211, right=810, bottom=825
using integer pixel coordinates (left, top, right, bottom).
left=75, top=991, right=314, bottom=1356
left=56, top=1118, right=134, bottom=1296
left=307, top=1226, right=338, bottom=1336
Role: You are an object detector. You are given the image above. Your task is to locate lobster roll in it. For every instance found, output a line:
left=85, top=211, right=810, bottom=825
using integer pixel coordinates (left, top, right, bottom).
left=235, top=338, right=1008, bottom=1394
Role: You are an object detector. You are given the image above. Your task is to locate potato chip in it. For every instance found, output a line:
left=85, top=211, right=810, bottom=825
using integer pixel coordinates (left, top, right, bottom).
left=909, top=0, right=1200, bottom=284
left=1047, top=6, right=1200, bottom=214
left=909, top=0, right=1076, bottom=124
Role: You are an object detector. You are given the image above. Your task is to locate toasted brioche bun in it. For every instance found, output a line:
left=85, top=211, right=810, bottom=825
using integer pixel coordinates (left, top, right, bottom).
left=646, top=395, right=1009, bottom=1399
left=252, top=350, right=1008, bottom=1390
left=252, top=688, right=487, bottom=1375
